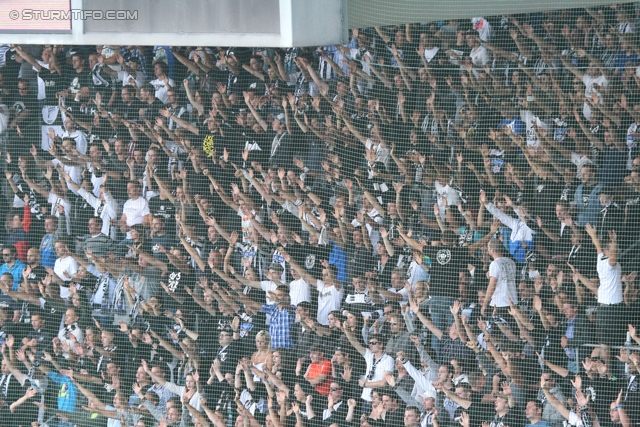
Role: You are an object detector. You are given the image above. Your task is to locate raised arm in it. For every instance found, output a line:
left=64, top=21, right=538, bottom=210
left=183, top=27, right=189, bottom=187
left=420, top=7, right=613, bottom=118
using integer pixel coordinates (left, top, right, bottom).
left=342, top=324, right=367, bottom=356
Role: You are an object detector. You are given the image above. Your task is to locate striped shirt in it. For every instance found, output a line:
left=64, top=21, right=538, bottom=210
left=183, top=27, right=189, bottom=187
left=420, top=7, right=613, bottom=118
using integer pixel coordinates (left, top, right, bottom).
left=261, top=303, right=296, bottom=349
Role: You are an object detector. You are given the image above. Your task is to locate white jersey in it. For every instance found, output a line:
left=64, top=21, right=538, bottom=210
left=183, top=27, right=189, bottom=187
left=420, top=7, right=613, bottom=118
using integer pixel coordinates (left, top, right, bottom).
left=488, top=257, right=518, bottom=307
left=316, top=280, right=344, bottom=325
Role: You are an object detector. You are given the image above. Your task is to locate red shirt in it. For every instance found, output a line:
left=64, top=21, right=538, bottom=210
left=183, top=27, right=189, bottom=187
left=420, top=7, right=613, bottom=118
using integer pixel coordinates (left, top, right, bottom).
left=305, top=359, right=332, bottom=395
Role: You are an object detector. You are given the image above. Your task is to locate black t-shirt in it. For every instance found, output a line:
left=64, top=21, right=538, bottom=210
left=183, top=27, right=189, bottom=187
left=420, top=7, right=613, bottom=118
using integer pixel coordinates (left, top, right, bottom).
left=454, top=392, right=492, bottom=426
left=197, top=129, right=218, bottom=158
left=583, top=376, right=623, bottom=422
left=423, top=245, right=469, bottom=297
left=115, top=99, right=146, bottom=121
left=531, top=317, right=565, bottom=366
left=523, top=179, right=565, bottom=222
left=375, top=254, right=399, bottom=288
left=10, top=93, right=39, bottom=127
left=286, top=397, right=324, bottom=427
left=25, top=265, right=47, bottom=286
left=212, top=339, right=245, bottom=375
left=488, top=408, right=525, bottom=427
left=226, top=69, right=254, bottom=94
left=40, top=300, right=64, bottom=336
left=140, top=98, right=164, bottom=122
left=345, top=243, right=373, bottom=281
left=236, top=308, right=267, bottom=342
left=39, top=67, right=66, bottom=106
left=67, top=69, right=93, bottom=97
left=161, top=269, right=194, bottom=310
left=86, top=125, right=115, bottom=145
left=296, top=243, right=330, bottom=281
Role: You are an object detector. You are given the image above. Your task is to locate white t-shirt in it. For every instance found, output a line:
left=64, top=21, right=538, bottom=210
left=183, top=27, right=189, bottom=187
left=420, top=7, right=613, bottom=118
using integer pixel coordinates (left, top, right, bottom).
left=596, top=253, right=623, bottom=305
left=407, top=260, right=429, bottom=286
left=57, top=322, right=84, bottom=352
left=434, top=180, right=460, bottom=218
left=361, top=349, right=394, bottom=401
left=469, top=45, right=491, bottom=67
left=521, top=110, right=547, bottom=149
left=488, top=257, right=518, bottom=307
left=365, top=138, right=390, bottom=169
left=149, top=78, right=176, bottom=104
left=260, top=280, right=279, bottom=305
left=54, top=255, right=79, bottom=299
left=567, top=411, right=584, bottom=427
left=316, top=280, right=344, bottom=325
left=122, top=197, right=150, bottom=239
left=424, top=46, right=440, bottom=63
left=77, top=188, right=119, bottom=239
left=51, top=159, right=82, bottom=195
left=117, top=70, right=145, bottom=88
left=0, top=104, right=9, bottom=134
left=289, top=278, right=311, bottom=306
left=582, top=74, right=608, bottom=120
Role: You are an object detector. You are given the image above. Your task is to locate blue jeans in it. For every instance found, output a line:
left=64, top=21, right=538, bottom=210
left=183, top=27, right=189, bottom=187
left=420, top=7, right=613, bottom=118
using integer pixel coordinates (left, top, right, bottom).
left=429, top=296, right=456, bottom=361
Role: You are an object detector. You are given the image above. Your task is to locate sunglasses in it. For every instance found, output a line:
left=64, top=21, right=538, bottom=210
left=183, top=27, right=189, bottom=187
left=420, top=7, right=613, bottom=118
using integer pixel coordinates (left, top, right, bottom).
left=369, top=341, right=379, bottom=346
left=330, top=387, right=341, bottom=391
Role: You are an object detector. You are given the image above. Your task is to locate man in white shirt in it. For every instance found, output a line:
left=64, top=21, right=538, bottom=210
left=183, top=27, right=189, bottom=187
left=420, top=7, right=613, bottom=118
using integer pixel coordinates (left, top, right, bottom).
left=482, top=238, right=518, bottom=317
left=51, top=238, right=79, bottom=299
left=288, top=265, right=311, bottom=306
left=231, top=262, right=285, bottom=306
left=114, top=181, right=151, bottom=239
left=343, top=329, right=394, bottom=403
left=60, top=116, right=88, bottom=155
left=286, top=254, right=343, bottom=326
left=584, top=223, right=624, bottom=367
left=148, top=61, right=174, bottom=104
left=116, top=55, right=146, bottom=88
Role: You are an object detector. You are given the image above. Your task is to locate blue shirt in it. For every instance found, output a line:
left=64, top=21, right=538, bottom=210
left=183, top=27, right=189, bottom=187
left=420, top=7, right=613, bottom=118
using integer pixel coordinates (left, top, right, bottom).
left=0, top=259, right=26, bottom=291
left=497, top=116, right=525, bottom=135
left=260, top=303, right=296, bottom=349
left=526, top=420, right=551, bottom=427
left=40, top=234, right=57, bottom=269
left=328, top=241, right=347, bottom=283
left=48, top=371, right=78, bottom=412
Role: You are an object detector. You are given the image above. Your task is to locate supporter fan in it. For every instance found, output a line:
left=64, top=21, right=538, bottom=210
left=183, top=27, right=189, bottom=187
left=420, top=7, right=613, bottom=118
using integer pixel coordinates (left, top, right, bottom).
left=2, top=11, right=640, bottom=426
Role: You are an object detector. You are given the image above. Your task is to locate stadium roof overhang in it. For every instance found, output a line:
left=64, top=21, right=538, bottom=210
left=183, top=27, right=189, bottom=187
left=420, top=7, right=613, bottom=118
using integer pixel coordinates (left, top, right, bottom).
left=0, top=0, right=635, bottom=47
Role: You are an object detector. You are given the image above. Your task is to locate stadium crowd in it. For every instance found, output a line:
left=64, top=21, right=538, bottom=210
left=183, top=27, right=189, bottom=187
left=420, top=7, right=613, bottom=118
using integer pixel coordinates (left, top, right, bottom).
left=2, top=4, right=640, bottom=427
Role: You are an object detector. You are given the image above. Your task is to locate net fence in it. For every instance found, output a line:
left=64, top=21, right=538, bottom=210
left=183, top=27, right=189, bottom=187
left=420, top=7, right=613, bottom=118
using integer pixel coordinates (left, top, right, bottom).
left=1, top=3, right=640, bottom=427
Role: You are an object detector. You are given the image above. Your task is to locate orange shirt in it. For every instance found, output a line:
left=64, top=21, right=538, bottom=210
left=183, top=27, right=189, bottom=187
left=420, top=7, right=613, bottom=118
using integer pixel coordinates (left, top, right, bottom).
left=305, top=359, right=332, bottom=395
